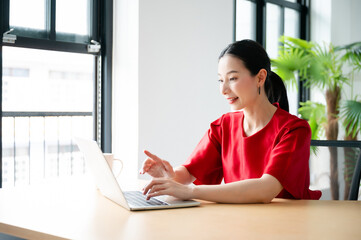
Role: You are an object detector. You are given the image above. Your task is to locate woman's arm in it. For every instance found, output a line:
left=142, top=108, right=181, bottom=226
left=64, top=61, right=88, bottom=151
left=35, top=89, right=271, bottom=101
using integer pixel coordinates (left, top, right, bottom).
left=140, top=150, right=282, bottom=203
left=173, top=166, right=196, bottom=185
left=143, top=174, right=283, bottom=203
left=192, top=174, right=282, bottom=203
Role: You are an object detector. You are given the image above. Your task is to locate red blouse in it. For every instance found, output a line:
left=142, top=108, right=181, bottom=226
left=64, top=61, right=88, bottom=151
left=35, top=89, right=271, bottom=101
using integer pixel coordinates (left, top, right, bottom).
left=183, top=103, right=322, bottom=200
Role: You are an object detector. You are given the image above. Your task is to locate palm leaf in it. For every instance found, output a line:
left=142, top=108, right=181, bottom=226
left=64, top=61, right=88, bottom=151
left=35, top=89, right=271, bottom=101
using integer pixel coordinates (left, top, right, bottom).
left=335, top=41, right=361, bottom=71
left=306, top=54, right=331, bottom=88
left=271, top=48, right=310, bottom=88
left=299, top=101, right=327, bottom=140
left=298, top=101, right=326, bottom=140
left=280, top=36, right=314, bottom=51
left=274, top=36, right=348, bottom=91
left=272, top=37, right=312, bottom=88
left=340, top=99, right=361, bottom=138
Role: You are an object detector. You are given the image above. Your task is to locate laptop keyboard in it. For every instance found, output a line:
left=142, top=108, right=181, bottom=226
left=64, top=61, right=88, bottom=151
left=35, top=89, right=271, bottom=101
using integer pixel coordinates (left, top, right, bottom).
left=123, top=191, right=169, bottom=207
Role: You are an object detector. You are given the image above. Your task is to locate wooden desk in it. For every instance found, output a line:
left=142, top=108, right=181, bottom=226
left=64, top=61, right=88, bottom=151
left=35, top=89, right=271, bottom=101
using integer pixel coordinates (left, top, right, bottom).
left=0, top=176, right=360, bottom=240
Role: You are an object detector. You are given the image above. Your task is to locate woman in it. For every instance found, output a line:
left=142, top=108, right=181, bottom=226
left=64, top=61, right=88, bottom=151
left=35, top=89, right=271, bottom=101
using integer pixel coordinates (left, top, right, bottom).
left=140, top=40, right=322, bottom=203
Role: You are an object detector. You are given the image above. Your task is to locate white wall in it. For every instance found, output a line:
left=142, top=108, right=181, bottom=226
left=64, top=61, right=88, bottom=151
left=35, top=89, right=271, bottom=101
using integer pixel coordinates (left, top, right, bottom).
left=331, top=0, right=361, bottom=45
left=113, top=0, right=233, bottom=181
left=112, top=0, right=139, bottom=182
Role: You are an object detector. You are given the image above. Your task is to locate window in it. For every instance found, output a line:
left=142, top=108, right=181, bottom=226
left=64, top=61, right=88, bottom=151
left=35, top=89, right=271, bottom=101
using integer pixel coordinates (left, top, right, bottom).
left=56, top=0, right=89, bottom=36
left=265, top=3, right=283, bottom=59
left=235, top=0, right=256, bottom=41
left=0, top=0, right=113, bottom=188
left=235, top=0, right=310, bottom=115
left=10, top=0, right=46, bottom=31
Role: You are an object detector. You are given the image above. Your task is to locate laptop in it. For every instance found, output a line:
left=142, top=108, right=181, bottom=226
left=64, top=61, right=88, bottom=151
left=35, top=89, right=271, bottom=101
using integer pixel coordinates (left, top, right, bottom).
left=74, top=137, right=200, bottom=211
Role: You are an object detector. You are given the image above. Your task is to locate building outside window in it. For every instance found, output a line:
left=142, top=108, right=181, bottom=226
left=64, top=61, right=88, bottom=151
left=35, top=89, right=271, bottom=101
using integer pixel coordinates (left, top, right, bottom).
left=0, top=0, right=113, bottom=188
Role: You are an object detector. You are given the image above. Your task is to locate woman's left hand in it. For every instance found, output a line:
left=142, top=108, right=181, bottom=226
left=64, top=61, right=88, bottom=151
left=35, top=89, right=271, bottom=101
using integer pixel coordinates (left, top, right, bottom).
left=142, top=178, right=195, bottom=200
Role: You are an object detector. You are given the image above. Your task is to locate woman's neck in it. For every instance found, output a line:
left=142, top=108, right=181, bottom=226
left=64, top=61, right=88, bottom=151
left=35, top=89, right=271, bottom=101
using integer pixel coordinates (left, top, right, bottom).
left=242, top=98, right=277, bottom=137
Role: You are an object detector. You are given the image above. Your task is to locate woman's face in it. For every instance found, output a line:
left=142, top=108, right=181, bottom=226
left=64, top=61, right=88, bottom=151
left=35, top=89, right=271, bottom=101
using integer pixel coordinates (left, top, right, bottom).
left=218, top=55, right=259, bottom=111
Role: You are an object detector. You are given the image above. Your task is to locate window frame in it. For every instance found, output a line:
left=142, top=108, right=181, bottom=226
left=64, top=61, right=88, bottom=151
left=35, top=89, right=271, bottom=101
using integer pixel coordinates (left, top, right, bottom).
left=0, top=0, right=113, bottom=188
left=234, top=0, right=310, bottom=108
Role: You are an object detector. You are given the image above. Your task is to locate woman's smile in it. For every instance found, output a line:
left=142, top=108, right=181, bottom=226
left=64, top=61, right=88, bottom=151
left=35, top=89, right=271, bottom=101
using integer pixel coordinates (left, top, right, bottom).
left=227, top=97, right=239, bottom=104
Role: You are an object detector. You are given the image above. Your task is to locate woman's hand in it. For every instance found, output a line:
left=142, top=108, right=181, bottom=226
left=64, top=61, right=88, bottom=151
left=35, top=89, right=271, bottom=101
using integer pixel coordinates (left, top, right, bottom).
left=143, top=178, right=195, bottom=200
left=139, top=150, right=175, bottom=179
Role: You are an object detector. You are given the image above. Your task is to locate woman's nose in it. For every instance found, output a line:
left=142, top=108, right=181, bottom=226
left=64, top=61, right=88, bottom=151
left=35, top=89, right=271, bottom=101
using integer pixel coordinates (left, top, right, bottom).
left=221, top=82, right=230, bottom=95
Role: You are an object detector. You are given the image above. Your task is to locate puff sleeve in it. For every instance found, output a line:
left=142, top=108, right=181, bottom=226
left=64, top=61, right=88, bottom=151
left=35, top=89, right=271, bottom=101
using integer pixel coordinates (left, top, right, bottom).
left=264, top=120, right=322, bottom=200
left=182, top=115, right=224, bottom=185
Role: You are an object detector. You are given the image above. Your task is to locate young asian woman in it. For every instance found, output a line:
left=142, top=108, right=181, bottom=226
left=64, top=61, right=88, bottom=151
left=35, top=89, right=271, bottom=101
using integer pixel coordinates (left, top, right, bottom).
left=140, top=40, right=322, bottom=203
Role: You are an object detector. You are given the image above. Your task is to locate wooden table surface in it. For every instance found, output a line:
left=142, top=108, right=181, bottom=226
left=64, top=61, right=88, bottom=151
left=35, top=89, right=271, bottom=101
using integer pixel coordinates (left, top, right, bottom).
left=0, top=176, right=360, bottom=240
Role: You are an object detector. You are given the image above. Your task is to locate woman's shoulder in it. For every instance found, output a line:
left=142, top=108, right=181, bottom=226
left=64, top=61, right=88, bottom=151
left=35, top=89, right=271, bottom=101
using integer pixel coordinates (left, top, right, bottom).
left=274, top=107, right=311, bottom=133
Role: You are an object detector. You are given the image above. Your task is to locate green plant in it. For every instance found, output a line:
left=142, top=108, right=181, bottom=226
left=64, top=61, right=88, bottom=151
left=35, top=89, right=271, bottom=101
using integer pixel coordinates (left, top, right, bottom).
left=337, top=41, right=361, bottom=138
left=340, top=98, right=361, bottom=199
left=298, top=101, right=327, bottom=156
left=298, top=101, right=327, bottom=140
left=337, top=43, right=361, bottom=199
left=336, top=42, right=361, bottom=72
left=341, top=99, right=361, bottom=138
left=272, top=36, right=361, bottom=200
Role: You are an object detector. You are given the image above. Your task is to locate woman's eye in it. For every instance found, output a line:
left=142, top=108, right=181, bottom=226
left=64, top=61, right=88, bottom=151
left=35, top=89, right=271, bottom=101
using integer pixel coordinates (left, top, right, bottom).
left=230, top=77, right=237, bottom=81
left=218, top=79, right=224, bottom=83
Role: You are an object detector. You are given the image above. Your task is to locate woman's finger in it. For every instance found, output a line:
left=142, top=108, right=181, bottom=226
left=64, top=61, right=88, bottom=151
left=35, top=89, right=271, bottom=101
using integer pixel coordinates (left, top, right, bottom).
left=143, top=178, right=166, bottom=195
left=139, top=158, right=155, bottom=174
left=142, top=178, right=158, bottom=194
left=147, top=183, right=167, bottom=195
left=146, top=189, right=167, bottom=200
left=142, top=158, right=155, bottom=168
left=143, top=162, right=153, bottom=171
left=144, top=150, right=163, bottom=164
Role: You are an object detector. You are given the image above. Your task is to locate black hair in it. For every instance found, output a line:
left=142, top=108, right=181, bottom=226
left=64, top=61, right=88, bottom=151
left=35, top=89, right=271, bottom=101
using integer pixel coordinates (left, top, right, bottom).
left=218, top=39, right=289, bottom=112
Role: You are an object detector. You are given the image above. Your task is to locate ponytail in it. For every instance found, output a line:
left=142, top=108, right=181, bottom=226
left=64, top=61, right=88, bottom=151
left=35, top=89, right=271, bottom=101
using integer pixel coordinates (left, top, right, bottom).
left=265, top=71, right=289, bottom=112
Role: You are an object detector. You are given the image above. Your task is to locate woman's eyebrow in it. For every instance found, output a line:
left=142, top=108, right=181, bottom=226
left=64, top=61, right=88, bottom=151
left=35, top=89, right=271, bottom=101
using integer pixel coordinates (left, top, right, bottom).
left=217, top=70, right=239, bottom=76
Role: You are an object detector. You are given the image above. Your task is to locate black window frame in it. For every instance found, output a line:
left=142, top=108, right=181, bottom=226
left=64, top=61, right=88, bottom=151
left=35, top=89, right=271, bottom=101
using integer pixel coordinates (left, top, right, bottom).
left=234, top=0, right=310, bottom=108
left=0, top=0, right=113, bottom=188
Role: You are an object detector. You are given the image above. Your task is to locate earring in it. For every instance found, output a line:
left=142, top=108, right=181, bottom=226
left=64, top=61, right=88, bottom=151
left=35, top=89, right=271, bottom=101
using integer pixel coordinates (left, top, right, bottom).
left=258, top=87, right=260, bottom=95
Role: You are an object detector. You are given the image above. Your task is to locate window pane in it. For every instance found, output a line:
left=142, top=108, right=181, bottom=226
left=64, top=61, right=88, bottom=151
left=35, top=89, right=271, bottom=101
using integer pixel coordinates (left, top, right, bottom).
left=2, top=47, right=94, bottom=187
left=283, top=8, right=301, bottom=116
left=10, top=0, right=45, bottom=30
left=56, top=0, right=90, bottom=36
left=266, top=3, right=282, bottom=59
left=3, top=48, right=94, bottom=112
left=236, top=0, right=256, bottom=41
left=284, top=8, right=300, bottom=38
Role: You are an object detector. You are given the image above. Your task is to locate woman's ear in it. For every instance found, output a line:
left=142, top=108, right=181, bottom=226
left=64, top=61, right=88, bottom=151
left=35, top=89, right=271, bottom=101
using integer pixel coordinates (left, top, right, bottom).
left=257, top=69, right=267, bottom=87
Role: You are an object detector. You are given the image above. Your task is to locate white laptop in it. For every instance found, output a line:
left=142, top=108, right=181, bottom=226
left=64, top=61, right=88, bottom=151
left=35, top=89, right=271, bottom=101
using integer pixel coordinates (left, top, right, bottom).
left=74, top=137, right=200, bottom=211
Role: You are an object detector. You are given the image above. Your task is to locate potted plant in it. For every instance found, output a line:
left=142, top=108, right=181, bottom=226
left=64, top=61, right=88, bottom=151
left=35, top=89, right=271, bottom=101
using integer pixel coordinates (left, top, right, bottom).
left=272, top=36, right=361, bottom=200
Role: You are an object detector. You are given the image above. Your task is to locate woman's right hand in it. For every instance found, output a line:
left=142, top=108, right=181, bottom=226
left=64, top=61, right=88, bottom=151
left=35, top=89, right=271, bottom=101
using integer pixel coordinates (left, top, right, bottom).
left=139, top=150, right=175, bottom=179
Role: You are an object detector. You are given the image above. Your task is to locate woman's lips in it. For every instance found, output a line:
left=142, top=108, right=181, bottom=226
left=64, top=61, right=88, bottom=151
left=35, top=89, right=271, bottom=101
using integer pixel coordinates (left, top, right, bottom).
left=227, top=97, right=239, bottom=104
